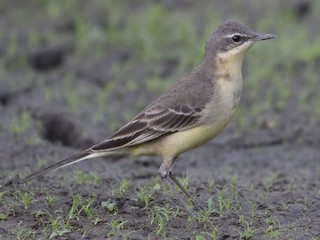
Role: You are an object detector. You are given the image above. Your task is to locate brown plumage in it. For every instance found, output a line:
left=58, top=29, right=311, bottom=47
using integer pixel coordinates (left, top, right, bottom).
left=19, top=21, right=275, bottom=214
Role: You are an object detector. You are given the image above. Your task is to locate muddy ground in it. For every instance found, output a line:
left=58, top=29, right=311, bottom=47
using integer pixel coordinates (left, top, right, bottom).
left=0, top=1, right=320, bottom=239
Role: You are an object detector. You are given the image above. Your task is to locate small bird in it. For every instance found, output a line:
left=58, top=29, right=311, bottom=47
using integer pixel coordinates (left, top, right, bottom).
left=20, top=21, right=275, bottom=213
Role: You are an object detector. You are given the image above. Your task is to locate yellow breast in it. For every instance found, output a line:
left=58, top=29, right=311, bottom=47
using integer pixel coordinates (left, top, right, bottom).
left=128, top=116, right=232, bottom=159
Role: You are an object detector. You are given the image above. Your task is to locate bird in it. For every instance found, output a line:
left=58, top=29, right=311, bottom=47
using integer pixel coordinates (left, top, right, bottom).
left=19, top=21, right=275, bottom=214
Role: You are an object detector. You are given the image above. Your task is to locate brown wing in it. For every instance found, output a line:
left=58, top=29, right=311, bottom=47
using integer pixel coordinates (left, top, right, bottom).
left=91, top=104, right=203, bottom=151
left=91, top=66, right=214, bottom=151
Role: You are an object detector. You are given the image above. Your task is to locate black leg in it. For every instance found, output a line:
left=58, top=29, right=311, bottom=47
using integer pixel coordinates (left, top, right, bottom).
left=169, top=172, right=205, bottom=210
left=161, top=176, right=194, bottom=216
left=159, top=161, right=197, bottom=216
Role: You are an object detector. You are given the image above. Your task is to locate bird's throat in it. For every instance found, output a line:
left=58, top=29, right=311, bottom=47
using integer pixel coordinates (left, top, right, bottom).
left=215, top=48, right=247, bottom=80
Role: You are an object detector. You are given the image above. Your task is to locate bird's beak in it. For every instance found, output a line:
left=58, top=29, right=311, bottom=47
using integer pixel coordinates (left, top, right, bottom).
left=252, top=33, right=276, bottom=41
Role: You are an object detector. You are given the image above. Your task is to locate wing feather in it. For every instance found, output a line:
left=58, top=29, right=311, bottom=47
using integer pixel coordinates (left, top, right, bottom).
left=91, top=104, right=203, bottom=151
left=91, top=69, right=214, bottom=151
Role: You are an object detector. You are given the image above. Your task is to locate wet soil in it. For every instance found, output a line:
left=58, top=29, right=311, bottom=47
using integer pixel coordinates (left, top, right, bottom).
left=0, top=1, right=320, bottom=239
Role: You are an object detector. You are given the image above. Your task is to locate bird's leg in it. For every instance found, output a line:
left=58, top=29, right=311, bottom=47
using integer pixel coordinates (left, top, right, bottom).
left=161, top=177, right=194, bottom=216
left=169, top=172, right=205, bottom=210
left=159, top=162, right=194, bottom=216
left=168, top=172, right=193, bottom=199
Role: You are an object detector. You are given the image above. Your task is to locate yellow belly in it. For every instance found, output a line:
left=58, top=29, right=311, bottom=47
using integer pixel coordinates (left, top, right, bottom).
left=128, top=116, right=232, bottom=159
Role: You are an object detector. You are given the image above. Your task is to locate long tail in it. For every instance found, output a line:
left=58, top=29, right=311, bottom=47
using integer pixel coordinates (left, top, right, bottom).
left=19, top=150, right=116, bottom=184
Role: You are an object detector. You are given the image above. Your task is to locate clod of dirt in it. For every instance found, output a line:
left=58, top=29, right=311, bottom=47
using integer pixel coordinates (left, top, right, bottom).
left=293, top=1, right=311, bottom=19
left=55, top=19, right=77, bottom=33
left=27, top=46, right=65, bottom=71
left=3, top=175, right=20, bottom=187
left=0, top=83, right=32, bottom=106
left=0, top=93, right=9, bottom=105
left=37, top=111, right=94, bottom=149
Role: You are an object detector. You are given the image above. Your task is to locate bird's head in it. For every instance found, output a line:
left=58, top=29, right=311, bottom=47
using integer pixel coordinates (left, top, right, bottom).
left=204, top=21, right=275, bottom=62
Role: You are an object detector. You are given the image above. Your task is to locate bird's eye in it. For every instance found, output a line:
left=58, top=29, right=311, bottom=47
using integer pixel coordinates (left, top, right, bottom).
left=232, top=35, right=241, bottom=42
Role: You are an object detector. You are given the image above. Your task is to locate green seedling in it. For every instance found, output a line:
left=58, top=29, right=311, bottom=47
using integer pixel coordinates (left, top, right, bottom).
left=45, top=194, right=56, bottom=207
left=48, top=216, right=70, bottom=239
left=8, top=111, right=32, bottom=134
left=0, top=191, right=8, bottom=203
left=93, top=217, right=102, bottom=225
left=79, top=198, right=96, bottom=219
left=217, top=187, right=232, bottom=213
left=149, top=205, right=174, bottom=236
left=102, top=200, right=118, bottom=214
left=237, top=218, right=259, bottom=240
left=0, top=213, right=8, bottom=220
left=118, top=178, right=129, bottom=197
left=91, top=173, right=102, bottom=186
left=18, top=191, right=33, bottom=209
left=106, top=218, right=128, bottom=238
left=11, top=221, right=36, bottom=240
left=73, top=169, right=90, bottom=184
left=136, top=183, right=155, bottom=208
left=195, top=228, right=219, bottom=240
left=32, top=209, right=48, bottom=218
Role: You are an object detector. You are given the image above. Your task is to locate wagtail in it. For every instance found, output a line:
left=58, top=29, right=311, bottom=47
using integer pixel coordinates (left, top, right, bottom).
left=19, top=21, right=275, bottom=213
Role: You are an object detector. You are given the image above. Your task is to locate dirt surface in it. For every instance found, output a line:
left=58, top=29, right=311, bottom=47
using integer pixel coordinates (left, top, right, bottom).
left=1, top=1, right=320, bottom=239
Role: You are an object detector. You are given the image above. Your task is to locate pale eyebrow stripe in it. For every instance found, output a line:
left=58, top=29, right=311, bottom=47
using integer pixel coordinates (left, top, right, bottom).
left=224, top=33, right=250, bottom=39
left=225, top=33, right=241, bottom=38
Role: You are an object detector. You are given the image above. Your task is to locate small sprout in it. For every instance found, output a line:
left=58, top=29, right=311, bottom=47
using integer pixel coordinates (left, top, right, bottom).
left=8, top=111, right=32, bottom=134
left=108, top=219, right=127, bottom=230
left=66, top=194, right=82, bottom=225
left=0, top=191, right=8, bottom=203
left=178, top=174, right=190, bottom=189
left=102, top=200, right=118, bottom=214
left=32, top=210, right=48, bottom=218
left=106, top=218, right=128, bottom=237
left=0, top=213, right=8, bottom=220
left=91, top=173, right=101, bottom=186
left=93, top=217, right=102, bottom=225
left=149, top=205, right=173, bottom=236
left=19, top=191, right=33, bottom=209
left=119, top=178, right=129, bottom=196
left=45, top=195, right=56, bottom=207
left=73, top=169, right=89, bottom=184
left=153, top=183, right=161, bottom=191
left=208, top=180, right=215, bottom=194
left=80, top=199, right=96, bottom=219
left=195, top=235, right=206, bottom=240
left=49, top=216, right=70, bottom=239
left=207, top=197, right=213, bottom=209
left=136, top=184, right=154, bottom=208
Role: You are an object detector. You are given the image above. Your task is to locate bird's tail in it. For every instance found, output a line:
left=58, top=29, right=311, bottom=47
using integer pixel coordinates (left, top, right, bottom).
left=19, top=149, right=120, bottom=184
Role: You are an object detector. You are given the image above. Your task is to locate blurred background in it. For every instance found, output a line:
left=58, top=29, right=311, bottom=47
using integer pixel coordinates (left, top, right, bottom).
left=1, top=1, right=320, bottom=239
left=1, top=0, right=320, bottom=150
